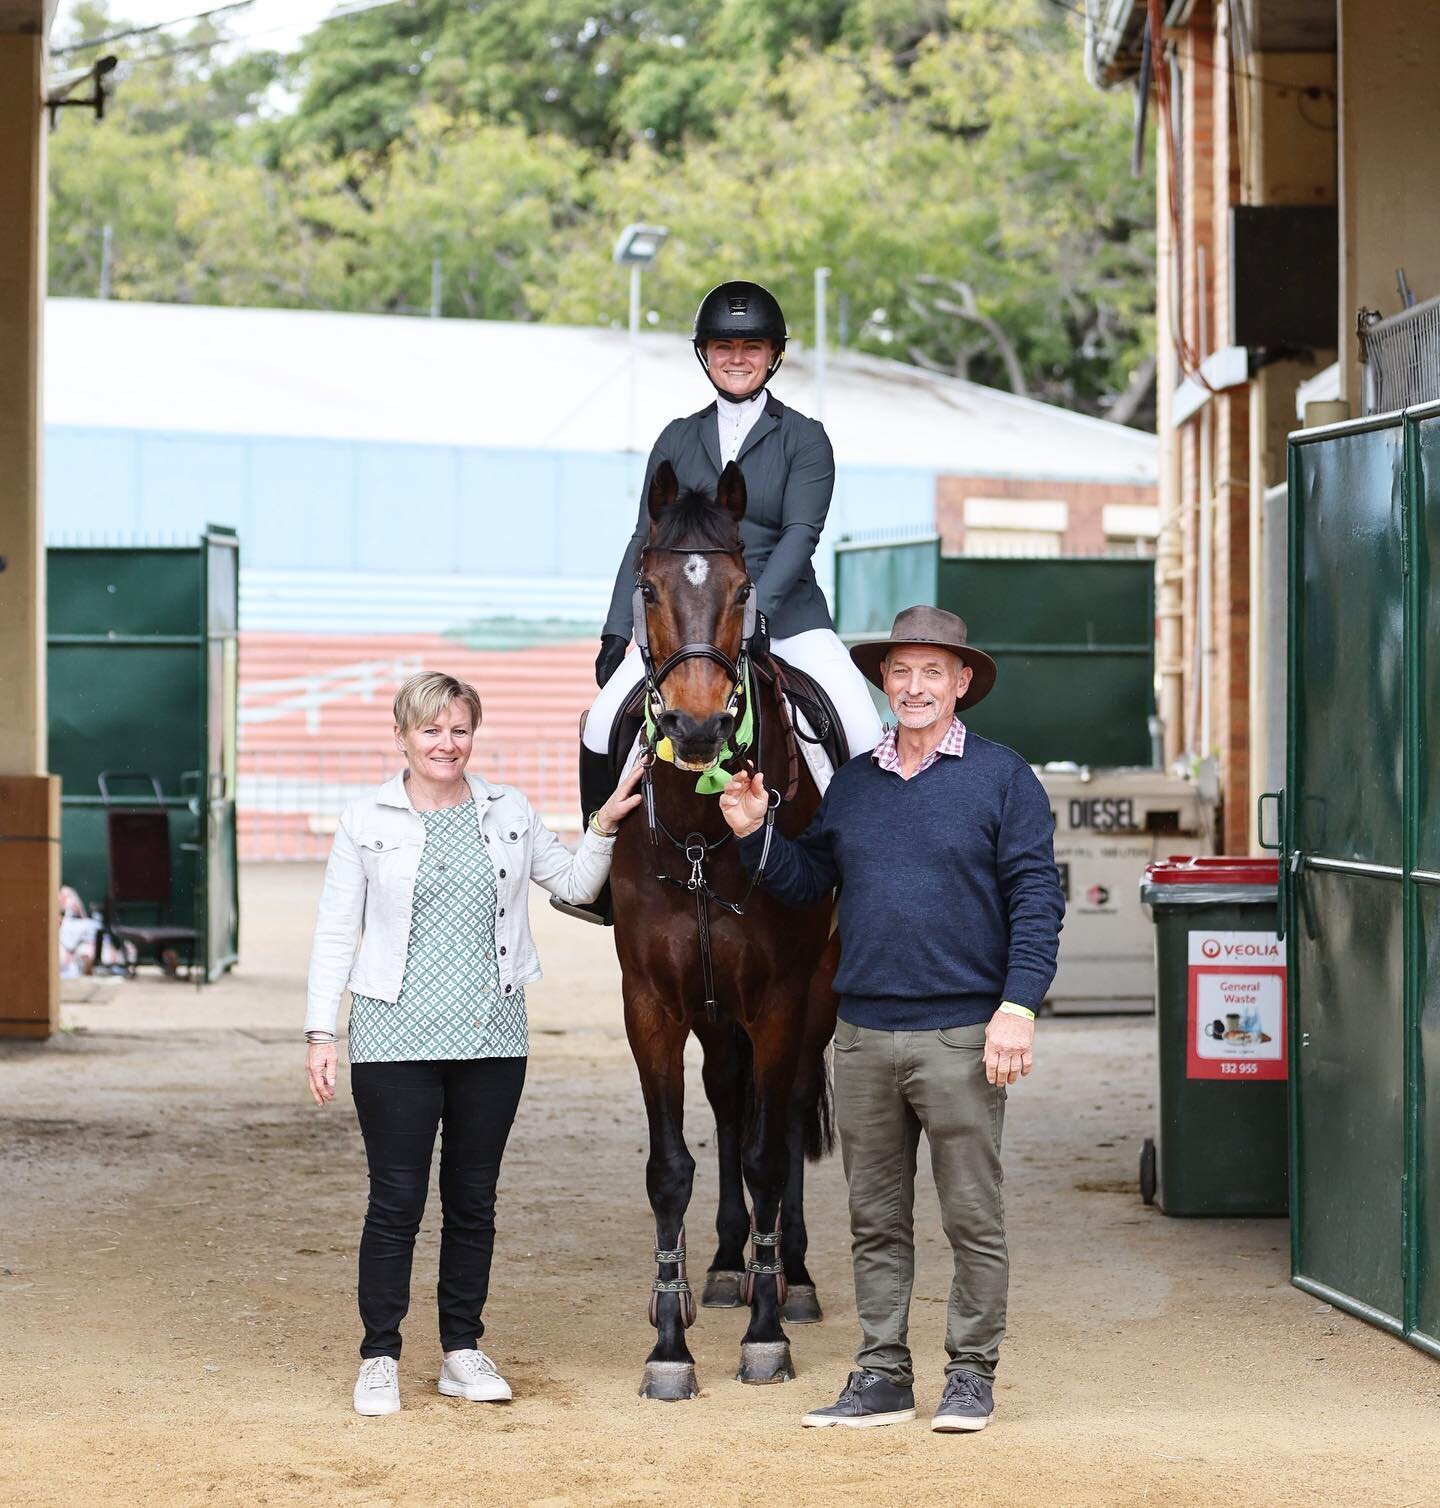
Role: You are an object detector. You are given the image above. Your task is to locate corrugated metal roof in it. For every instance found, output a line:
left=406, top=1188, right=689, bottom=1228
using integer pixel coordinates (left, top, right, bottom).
left=45, top=298, right=1156, bottom=484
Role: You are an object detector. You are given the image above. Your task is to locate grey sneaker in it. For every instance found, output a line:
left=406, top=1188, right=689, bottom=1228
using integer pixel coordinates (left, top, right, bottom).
left=931, top=1370, right=994, bottom=1432
left=353, top=1355, right=400, bottom=1416
left=801, top=1369, right=916, bottom=1429
left=438, top=1348, right=512, bottom=1402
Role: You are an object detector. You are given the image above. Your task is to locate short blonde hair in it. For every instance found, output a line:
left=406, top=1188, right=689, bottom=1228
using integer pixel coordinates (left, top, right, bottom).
left=392, top=672, right=482, bottom=735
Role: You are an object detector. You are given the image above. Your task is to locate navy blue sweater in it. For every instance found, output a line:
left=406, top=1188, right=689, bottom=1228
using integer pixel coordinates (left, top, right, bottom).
left=738, top=734, right=1065, bottom=1030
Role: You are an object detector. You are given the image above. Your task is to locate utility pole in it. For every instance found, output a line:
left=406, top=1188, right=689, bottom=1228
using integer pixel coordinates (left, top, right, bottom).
left=814, top=266, right=830, bottom=422
left=99, top=223, right=112, bottom=299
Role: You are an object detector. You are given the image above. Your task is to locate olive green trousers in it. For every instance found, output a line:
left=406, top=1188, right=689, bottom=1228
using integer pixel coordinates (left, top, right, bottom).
left=832, top=1019, right=1008, bottom=1386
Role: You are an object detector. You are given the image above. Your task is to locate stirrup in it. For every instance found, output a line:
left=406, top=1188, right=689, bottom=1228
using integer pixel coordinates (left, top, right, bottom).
left=548, top=894, right=611, bottom=926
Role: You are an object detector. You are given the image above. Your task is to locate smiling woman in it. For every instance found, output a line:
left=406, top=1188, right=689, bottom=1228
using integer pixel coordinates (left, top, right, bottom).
left=301, top=669, right=642, bottom=1416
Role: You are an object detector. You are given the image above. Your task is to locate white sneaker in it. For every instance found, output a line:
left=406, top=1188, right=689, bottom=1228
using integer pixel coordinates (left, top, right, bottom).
left=438, top=1348, right=512, bottom=1403
left=353, top=1355, right=400, bottom=1416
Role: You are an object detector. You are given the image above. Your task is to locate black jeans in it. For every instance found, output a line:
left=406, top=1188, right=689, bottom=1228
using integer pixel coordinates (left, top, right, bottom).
left=351, top=1056, right=527, bottom=1359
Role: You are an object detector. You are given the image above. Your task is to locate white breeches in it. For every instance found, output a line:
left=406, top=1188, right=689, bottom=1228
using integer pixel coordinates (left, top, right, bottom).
left=582, top=626, right=884, bottom=760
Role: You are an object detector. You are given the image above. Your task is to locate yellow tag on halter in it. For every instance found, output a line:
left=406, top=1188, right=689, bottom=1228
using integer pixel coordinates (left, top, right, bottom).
left=655, top=737, right=676, bottom=764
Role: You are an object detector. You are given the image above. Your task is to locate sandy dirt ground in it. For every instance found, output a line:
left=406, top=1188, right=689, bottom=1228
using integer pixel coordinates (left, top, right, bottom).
left=3, top=863, right=1439, bottom=1508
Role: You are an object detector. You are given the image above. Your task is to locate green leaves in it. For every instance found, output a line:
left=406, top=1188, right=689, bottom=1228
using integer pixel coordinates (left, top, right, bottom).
left=47, top=0, right=1154, bottom=421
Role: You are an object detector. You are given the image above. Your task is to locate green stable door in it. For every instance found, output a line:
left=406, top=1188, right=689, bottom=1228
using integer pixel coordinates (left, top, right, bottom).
left=1286, top=403, right=1440, bottom=1357
left=48, top=529, right=240, bottom=982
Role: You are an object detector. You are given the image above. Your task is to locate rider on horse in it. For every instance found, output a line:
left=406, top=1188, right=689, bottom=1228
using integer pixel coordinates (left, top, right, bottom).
left=571, top=279, right=883, bottom=920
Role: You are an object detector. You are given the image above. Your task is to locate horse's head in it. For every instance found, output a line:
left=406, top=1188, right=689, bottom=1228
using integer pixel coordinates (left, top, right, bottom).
left=636, top=459, right=753, bottom=772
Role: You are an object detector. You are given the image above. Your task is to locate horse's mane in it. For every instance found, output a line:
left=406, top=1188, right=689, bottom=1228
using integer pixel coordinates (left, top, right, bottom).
left=650, top=488, right=740, bottom=553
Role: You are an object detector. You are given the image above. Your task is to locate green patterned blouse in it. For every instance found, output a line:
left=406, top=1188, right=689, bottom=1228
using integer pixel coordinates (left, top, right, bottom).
left=348, top=798, right=526, bottom=1063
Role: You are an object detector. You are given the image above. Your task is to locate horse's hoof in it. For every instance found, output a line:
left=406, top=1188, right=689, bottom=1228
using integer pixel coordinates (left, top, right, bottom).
left=782, top=1283, right=823, bottom=1325
left=736, top=1341, right=795, bottom=1385
left=639, top=1361, right=700, bottom=1401
left=701, top=1270, right=746, bottom=1308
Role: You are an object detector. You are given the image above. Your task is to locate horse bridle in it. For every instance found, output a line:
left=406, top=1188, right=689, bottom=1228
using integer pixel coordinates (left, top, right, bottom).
left=632, top=542, right=758, bottom=730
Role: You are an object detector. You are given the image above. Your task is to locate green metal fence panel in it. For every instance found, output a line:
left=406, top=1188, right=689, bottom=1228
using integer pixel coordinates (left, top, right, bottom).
left=47, top=529, right=240, bottom=981
left=832, top=542, right=1155, bottom=766
left=1407, top=402, right=1440, bottom=1351
left=833, top=536, right=940, bottom=640
left=937, top=557, right=1154, bottom=767
left=1291, top=868, right=1405, bottom=1321
left=1286, top=410, right=1440, bottom=1356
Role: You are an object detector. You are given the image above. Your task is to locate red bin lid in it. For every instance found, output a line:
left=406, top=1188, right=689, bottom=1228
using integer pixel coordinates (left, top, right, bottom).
left=1144, top=855, right=1279, bottom=885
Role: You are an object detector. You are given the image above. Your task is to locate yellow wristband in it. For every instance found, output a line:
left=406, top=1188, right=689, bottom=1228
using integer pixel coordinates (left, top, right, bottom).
left=588, top=813, right=616, bottom=838
left=997, top=1001, right=1035, bottom=1022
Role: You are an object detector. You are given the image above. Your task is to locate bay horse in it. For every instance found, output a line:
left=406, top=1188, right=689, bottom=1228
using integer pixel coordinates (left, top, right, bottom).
left=610, top=458, right=840, bottom=1401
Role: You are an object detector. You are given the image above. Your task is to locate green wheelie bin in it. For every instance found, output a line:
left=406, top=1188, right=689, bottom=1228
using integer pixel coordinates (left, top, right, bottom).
left=1137, top=857, right=1288, bottom=1217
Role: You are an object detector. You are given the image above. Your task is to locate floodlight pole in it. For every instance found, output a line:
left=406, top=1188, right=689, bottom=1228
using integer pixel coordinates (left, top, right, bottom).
left=629, top=262, right=642, bottom=452
left=814, top=266, right=830, bottom=422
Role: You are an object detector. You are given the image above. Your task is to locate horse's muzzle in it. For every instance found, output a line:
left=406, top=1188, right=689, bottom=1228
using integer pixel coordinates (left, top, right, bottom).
left=658, top=709, right=735, bottom=768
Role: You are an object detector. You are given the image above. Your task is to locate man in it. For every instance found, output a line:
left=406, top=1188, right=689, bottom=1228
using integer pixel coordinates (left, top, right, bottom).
left=719, top=605, right=1064, bottom=1433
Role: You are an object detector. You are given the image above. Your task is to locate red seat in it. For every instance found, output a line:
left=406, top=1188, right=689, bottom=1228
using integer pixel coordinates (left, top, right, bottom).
left=98, top=772, right=199, bottom=979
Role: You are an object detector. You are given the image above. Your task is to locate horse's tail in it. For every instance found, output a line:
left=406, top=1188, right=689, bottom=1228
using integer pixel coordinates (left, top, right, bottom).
left=803, top=1049, right=835, bottom=1164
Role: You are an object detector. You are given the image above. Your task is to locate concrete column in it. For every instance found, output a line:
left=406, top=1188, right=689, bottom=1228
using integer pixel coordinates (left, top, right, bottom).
left=0, top=30, right=59, bottom=1039
left=1338, top=0, right=1440, bottom=404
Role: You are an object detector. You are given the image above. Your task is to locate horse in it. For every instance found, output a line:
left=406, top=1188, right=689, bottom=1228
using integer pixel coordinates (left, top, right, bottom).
left=609, top=457, right=841, bottom=1401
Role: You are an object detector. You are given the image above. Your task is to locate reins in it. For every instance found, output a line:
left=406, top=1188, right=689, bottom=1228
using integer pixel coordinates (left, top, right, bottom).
left=633, top=538, right=803, bottom=1022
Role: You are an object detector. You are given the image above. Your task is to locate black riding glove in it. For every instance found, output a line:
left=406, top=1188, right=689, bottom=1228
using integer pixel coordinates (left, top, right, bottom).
left=750, top=609, right=771, bottom=661
left=595, top=633, right=629, bottom=687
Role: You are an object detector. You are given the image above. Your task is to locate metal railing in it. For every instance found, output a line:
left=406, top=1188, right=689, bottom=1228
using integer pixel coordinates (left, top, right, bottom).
left=237, top=742, right=579, bottom=861
left=1360, top=294, right=1440, bottom=415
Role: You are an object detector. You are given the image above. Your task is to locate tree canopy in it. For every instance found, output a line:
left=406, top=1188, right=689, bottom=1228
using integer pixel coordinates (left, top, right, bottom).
left=48, top=0, right=1155, bottom=422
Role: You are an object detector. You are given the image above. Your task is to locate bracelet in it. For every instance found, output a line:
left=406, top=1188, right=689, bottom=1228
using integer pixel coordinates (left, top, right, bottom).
left=997, top=1001, right=1036, bottom=1022
left=305, top=1031, right=337, bottom=1044
left=588, top=812, right=617, bottom=838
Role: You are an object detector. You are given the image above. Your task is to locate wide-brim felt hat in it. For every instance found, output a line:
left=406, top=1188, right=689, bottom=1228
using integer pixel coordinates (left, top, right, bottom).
left=849, top=604, right=998, bottom=710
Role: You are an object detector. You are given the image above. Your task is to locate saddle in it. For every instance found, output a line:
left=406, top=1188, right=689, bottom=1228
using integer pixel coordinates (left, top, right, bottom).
left=605, top=653, right=850, bottom=794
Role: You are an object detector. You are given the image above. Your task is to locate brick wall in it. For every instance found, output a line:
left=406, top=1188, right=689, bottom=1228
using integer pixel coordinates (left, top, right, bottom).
left=934, top=473, right=1158, bottom=555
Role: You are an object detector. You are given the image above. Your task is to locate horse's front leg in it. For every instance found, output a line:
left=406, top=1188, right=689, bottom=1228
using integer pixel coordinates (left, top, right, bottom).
left=736, top=1004, right=802, bottom=1384
left=694, top=1020, right=750, bottom=1308
left=625, top=990, right=700, bottom=1401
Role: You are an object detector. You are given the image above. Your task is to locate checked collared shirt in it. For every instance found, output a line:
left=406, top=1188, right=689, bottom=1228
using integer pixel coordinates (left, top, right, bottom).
left=870, top=715, right=967, bottom=780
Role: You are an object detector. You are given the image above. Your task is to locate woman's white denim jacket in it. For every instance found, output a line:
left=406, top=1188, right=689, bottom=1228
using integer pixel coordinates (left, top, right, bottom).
left=304, top=769, right=613, bottom=1037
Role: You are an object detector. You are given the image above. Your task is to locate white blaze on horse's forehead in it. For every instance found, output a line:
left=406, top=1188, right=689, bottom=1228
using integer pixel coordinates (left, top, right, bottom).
left=683, top=554, right=710, bottom=588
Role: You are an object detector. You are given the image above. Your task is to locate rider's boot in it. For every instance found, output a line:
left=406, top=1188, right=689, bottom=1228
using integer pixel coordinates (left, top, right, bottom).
left=549, top=745, right=615, bottom=926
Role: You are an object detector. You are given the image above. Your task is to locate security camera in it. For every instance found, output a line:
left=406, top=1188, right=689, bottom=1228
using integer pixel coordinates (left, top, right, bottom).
left=45, top=54, right=117, bottom=130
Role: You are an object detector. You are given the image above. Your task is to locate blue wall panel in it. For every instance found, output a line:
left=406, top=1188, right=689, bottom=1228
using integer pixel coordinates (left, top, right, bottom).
left=46, top=426, right=935, bottom=597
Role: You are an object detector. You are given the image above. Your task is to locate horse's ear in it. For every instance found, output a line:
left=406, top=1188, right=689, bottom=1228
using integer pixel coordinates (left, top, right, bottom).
left=648, top=459, right=679, bottom=520
left=716, top=461, right=747, bottom=522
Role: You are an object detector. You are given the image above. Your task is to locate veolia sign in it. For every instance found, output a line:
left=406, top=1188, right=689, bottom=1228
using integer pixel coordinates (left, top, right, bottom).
left=1185, top=929, right=1287, bottom=1081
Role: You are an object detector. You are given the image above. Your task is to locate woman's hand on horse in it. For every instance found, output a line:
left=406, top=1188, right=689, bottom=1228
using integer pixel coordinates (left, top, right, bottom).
left=306, top=1041, right=337, bottom=1107
left=596, top=761, right=646, bottom=833
left=719, top=770, right=769, bottom=837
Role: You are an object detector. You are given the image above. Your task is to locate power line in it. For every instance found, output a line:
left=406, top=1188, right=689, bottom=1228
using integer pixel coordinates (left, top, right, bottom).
left=51, top=2, right=255, bottom=57
left=117, top=0, right=414, bottom=67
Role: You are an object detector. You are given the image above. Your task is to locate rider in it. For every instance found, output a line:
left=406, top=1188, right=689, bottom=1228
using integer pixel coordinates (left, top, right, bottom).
left=570, top=278, right=884, bottom=921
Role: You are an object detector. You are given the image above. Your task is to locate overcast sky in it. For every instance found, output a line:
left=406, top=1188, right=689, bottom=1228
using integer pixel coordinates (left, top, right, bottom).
left=55, top=0, right=373, bottom=59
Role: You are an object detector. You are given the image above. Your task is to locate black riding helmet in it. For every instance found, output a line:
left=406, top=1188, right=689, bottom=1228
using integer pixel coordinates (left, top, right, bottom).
left=692, top=281, right=787, bottom=399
